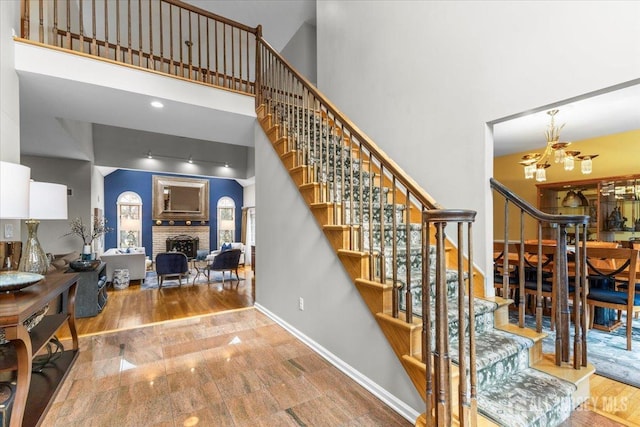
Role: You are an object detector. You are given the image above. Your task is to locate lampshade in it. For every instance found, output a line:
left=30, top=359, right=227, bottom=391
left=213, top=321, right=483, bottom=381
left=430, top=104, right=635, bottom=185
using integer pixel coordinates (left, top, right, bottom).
left=0, top=161, right=31, bottom=219
left=29, top=181, right=68, bottom=219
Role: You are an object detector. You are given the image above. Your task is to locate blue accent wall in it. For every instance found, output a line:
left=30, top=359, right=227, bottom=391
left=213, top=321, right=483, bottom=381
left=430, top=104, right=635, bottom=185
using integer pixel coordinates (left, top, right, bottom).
left=104, top=170, right=244, bottom=254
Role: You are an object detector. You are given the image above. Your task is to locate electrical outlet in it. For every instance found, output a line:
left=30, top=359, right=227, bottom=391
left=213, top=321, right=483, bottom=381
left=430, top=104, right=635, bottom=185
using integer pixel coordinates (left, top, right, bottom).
left=299, top=297, right=304, bottom=311
left=4, top=224, right=13, bottom=239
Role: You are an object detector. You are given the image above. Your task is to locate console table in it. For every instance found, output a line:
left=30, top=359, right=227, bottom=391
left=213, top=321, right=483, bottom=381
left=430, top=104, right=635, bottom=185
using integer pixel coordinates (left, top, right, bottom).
left=0, top=272, right=79, bottom=427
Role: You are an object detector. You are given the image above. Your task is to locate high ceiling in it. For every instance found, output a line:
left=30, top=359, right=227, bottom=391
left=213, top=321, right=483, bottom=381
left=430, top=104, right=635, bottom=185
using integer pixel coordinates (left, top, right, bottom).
left=17, top=1, right=640, bottom=167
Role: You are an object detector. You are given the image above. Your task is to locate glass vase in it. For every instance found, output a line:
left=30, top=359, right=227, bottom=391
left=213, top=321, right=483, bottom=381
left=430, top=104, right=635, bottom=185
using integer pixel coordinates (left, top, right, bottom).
left=18, top=220, right=49, bottom=275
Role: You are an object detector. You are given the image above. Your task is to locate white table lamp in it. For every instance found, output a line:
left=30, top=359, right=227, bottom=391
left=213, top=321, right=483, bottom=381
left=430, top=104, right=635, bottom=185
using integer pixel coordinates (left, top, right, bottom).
left=0, top=161, right=31, bottom=219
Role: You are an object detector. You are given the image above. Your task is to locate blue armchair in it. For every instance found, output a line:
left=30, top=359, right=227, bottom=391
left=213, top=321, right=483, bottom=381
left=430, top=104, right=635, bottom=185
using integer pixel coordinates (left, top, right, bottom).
left=205, top=249, right=242, bottom=284
left=155, top=252, right=189, bottom=288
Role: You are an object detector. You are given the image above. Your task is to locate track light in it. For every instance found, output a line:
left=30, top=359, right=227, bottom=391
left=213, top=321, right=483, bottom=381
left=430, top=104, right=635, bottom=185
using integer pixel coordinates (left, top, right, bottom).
left=188, top=155, right=193, bottom=164
left=224, top=162, right=229, bottom=168
left=146, top=150, right=153, bottom=159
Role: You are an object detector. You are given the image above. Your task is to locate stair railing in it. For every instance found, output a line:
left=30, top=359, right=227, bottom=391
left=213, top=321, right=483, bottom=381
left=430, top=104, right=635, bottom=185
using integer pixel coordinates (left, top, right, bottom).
left=257, top=36, right=441, bottom=302
left=490, top=178, right=588, bottom=369
left=20, top=0, right=258, bottom=94
left=257, top=35, right=480, bottom=426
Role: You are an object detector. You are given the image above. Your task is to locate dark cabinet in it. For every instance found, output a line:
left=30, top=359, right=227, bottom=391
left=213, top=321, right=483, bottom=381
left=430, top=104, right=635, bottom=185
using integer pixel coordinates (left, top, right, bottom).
left=68, top=262, right=108, bottom=318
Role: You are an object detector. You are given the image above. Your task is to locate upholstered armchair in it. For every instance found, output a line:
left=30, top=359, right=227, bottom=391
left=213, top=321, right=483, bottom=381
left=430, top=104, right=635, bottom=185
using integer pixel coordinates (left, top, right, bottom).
left=155, top=252, right=189, bottom=288
left=208, top=242, right=245, bottom=265
left=205, top=249, right=242, bottom=284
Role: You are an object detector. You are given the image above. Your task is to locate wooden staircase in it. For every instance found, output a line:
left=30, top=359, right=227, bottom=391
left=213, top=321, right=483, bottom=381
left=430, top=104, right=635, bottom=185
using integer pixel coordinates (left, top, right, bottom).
left=257, top=103, right=594, bottom=426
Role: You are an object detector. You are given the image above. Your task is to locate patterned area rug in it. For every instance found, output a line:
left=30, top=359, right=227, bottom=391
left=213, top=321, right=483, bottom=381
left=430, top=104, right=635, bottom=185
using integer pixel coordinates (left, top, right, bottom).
left=141, top=268, right=243, bottom=289
left=510, top=311, right=640, bottom=387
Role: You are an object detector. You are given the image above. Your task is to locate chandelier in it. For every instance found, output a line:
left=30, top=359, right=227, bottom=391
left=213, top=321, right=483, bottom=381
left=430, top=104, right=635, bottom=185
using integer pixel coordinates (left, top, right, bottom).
left=519, top=109, right=597, bottom=182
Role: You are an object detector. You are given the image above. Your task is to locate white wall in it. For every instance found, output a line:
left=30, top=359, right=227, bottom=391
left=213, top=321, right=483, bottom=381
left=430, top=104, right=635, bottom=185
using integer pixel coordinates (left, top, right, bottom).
left=316, top=0, right=640, bottom=290
left=0, top=0, right=22, bottom=241
left=254, top=123, right=423, bottom=415
left=22, top=156, right=94, bottom=255
left=281, top=21, right=317, bottom=85
left=243, top=183, right=255, bottom=208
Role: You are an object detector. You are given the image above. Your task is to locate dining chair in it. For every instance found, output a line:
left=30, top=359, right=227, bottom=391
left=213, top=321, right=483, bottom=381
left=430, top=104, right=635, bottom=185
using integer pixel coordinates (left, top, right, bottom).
left=585, top=247, right=640, bottom=351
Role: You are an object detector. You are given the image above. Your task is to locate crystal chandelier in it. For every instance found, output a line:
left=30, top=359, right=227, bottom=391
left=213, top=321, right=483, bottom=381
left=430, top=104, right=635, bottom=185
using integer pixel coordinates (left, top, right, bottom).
left=519, top=109, right=597, bottom=182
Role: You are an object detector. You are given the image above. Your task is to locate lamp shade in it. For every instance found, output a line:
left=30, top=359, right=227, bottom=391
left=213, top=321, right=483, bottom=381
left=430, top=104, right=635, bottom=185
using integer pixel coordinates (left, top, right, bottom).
left=0, top=161, right=31, bottom=218
left=29, top=181, right=68, bottom=220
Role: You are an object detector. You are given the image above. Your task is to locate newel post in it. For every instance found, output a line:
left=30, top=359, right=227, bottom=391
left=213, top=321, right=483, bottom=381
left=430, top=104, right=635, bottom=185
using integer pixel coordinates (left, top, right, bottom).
left=423, top=209, right=477, bottom=427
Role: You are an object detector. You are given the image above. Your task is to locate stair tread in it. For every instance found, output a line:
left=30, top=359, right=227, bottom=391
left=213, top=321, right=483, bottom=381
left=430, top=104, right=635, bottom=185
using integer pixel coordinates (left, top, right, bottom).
left=451, top=327, right=531, bottom=363
left=477, top=367, right=575, bottom=427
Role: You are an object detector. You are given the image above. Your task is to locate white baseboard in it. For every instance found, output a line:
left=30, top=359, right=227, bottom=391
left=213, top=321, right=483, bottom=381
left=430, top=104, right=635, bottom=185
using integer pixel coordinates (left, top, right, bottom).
left=254, top=303, right=421, bottom=423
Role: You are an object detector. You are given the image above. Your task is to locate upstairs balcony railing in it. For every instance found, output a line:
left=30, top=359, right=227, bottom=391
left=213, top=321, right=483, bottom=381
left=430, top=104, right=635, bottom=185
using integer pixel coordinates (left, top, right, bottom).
left=491, top=178, right=589, bottom=369
left=20, top=0, right=259, bottom=94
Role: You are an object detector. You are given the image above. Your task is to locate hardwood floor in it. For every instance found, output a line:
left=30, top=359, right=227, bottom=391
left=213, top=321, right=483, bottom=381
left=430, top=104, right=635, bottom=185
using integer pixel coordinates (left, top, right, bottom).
left=52, top=268, right=639, bottom=426
left=57, top=268, right=254, bottom=340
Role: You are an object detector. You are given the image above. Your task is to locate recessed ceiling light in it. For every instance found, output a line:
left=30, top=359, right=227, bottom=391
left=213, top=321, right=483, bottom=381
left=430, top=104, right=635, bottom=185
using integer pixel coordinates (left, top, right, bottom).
left=188, top=156, right=193, bottom=164
left=150, top=101, right=164, bottom=108
left=224, top=162, right=229, bottom=168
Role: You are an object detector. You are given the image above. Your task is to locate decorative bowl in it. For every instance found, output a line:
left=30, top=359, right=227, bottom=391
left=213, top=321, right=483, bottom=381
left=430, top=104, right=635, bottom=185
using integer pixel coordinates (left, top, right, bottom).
left=0, top=271, right=45, bottom=292
left=69, top=260, right=100, bottom=272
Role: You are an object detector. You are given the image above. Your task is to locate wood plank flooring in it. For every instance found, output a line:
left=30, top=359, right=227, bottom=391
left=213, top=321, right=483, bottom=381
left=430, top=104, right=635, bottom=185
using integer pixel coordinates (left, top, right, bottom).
left=52, top=267, right=639, bottom=426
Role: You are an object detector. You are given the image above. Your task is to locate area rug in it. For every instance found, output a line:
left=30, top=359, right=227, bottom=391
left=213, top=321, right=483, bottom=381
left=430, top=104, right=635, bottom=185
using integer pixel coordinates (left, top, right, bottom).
left=509, top=311, right=640, bottom=388
left=141, top=268, right=243, bottom=289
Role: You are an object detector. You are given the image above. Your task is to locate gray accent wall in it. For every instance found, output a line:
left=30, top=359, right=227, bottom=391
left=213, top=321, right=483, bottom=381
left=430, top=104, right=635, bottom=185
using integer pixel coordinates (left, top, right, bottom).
left=316, top=1, right=640, bottom=291
left=254, top=123, right=424, bottom=412
left=281, top=21, right=318, bottom=86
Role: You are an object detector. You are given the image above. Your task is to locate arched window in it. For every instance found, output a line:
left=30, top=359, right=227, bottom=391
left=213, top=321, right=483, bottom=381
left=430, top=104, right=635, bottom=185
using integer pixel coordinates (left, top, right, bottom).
left=217, top=196, right=235, bottom=248
left=117, top=192, right=142, bottom=248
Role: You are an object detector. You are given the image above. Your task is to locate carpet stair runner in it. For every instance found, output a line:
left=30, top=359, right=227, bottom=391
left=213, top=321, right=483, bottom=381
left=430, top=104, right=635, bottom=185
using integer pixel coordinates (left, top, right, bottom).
left=259, top=104, right=590, bottom=426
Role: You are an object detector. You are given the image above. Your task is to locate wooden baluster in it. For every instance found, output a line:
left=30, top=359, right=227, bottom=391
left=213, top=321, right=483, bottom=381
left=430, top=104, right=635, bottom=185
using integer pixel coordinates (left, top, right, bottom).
left=148, top=0, right=154, bottom=69
left=197, top=15, right=202, bottom=81
left=580, top=224, right=588, bottom=367
left=404, top=188, right=412, bottom=321
left=423, top=215, right=433, bottom=425
left=38, top=0, right=44, bottom=43
left=104, top=0, right=109, bottom=58
left=223, top=23, right=228, bottom=88
left=466, top=220, right=478, bottom=425
left=127, top=0, right=132, bottom=64
left=76, top=0, right=82, bottom=50
left=169, top=3, right=174, bottom=73
left=205, top=18, right=210, bottom=83
left=378, top=165, right=385, bottom=283
left=53, top=0, right=58, bottom=45
left=178, top=7, right=184, bottom=76
left=457, top=222, right=467, bottom=426
left=535, top=224, right=543, bottom=332
left=502, top=198, right=510, bottom=300
left=115, top=1, right=120, bottom=61
left=238, top=29, right=243, bottom=90
left=245, top=31, right=249, bottom=92
left=557, top=224, right=570, bottom=363
left=214, top=20, right=218, bottom=85
left=231, top=27, right=235, bottom=89
left=91, top=0, right=96, bottom=54
left=392, top=177, right=398, bottom=317
left=434, top=220, right=451, bottom=427
left=66, top=0, right=71, bottom=49
left=138, top=0, right=142, bottom=67
left=21, top=0, right=30, bottom=39
left=348, top=132, right=354, bottom=247
left=573, top=224, right=582, bottom=369
left=158, top=1, right=163, bottom=72
left=358, top=145, right=364, bottom=255
left=187, top=11, right=193, bottom=79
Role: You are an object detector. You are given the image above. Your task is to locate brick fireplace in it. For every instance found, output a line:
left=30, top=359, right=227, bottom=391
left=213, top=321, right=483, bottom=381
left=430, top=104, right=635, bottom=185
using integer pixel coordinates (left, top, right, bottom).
left=152, top=226, right=210, bottom=260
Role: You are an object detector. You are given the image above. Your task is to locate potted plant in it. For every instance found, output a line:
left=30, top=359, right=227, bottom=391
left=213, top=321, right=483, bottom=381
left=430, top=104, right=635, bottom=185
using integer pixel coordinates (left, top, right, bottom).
left=65, top=217, right=113, bottom=260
